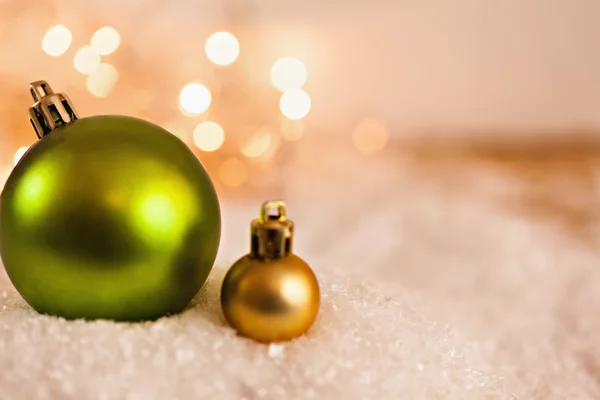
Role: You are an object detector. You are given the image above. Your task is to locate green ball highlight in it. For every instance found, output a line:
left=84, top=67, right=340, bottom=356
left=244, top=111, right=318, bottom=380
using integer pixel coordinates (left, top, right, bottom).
left=1, top=115, right=221, bottom=321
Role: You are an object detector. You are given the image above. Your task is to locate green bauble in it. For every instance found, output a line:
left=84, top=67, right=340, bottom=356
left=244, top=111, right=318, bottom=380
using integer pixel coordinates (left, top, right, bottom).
left=0, top=82, right=221, bottom=321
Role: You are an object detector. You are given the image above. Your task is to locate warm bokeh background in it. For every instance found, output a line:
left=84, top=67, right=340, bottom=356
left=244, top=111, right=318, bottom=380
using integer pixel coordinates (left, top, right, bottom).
left=3, top=0, right=600, bottom=270
left=5, top=2, right=600, bottom=398
left=2, top=0, right=600, bottom=188
left=2, top=0, right=600, bottom=272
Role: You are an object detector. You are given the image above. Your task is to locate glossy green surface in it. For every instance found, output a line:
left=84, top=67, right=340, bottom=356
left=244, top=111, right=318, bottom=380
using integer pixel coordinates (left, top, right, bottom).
left=0, top=116, right=221, bottom=321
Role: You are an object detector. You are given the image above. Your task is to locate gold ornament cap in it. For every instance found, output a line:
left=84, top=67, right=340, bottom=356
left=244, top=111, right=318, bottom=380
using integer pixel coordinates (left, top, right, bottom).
left=28, top=81, right=79, bottom=138
left=250, top=200, right=294, bottom=260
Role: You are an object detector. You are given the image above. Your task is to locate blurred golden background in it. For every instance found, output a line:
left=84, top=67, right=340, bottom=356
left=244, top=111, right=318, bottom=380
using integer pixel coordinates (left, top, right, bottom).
left=2, top=0, right=600, bottom=233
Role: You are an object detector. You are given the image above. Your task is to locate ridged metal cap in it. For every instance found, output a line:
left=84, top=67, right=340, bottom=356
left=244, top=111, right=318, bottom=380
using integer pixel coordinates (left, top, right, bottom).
left=28, top=81, right=79, bottom=138
left=250, top=200, right=294, bottom=260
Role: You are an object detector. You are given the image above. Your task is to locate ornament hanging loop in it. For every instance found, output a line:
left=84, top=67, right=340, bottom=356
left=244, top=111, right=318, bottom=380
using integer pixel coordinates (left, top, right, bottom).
left=259, top=200, right=287, bottom=222
left=251, top=200, right=294, bottom=260
left=28, top=81, right=79, bottom=138
left=30, top=81, right=53, bottom=101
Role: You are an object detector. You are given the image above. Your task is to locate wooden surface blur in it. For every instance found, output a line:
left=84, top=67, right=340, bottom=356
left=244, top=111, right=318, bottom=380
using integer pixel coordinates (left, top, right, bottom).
left=394, top=139, right=600, bottom=247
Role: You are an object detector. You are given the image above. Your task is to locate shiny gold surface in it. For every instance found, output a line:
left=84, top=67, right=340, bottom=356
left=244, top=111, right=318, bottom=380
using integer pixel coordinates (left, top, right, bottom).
left=221, top=201, right=320, bottom=342
left=221, top=254, right=320, bottom=343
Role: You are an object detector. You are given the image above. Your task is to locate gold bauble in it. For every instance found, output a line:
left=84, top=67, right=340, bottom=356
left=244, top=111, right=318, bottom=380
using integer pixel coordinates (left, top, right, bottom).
left=221, top=201, right=320, bottom=342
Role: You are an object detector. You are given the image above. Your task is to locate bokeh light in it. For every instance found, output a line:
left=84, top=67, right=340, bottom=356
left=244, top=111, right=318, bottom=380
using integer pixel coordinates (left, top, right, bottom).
left=86, top=63, right=119, bottom=97
left=280, top=89, right=311, bottom=120
left=42, top=25, right=72, bottom=57
left=193, top=121, right=225, bottom=152
left=73, top=45, right=101, bottom=75
left=352, top=118, right=389, bottom=154
left=205, top=32, right=240, bottom=66
left=219, top=158, right=248, bottom=187
left=281, top=119, right=304, bottom=141
left=14, top=146, right=29, bottom=165
left=271, top=57, right=307, bottom=92
left=179, top=83, right=212, bottom=116
left=90, top=26, right=121, bottom=56
left=242, top=132, right=273, bottom=158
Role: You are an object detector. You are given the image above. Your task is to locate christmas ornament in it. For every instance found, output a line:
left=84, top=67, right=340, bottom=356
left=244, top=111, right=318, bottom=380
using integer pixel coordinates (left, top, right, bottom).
left=221, top=200, right=320, bottom=342
left=0, top=81, right=221, bottom=321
